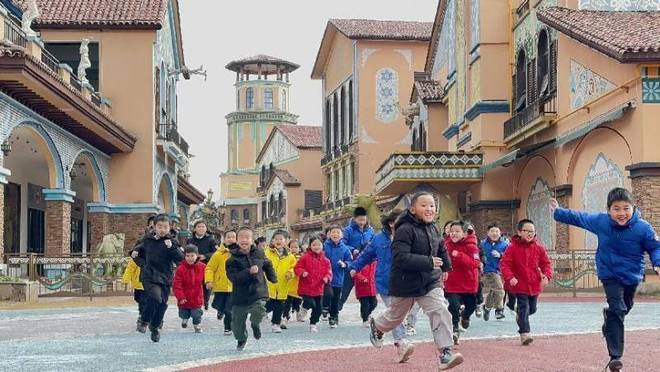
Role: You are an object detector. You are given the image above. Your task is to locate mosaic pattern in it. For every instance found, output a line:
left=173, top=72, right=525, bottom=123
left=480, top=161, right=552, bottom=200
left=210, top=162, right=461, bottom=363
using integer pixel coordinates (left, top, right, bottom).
left=582, top=153, right=624, bottom=251
left=376, top=68, right=399, bottom=123
left=376, top=152, right=484, bottom=188
left=570, top=60, right=616, bottom=110
left=471, top=0, right=480, bottom=50
left=259, top=130, right=300, bottom=167
left=578, top=0, right=659, bottom=10
left=527, top=177, right=554, bottom=250
left=642, top=78, right=660, bottom=103
left=376, top=167, right=481, bottom=193
left=514, top=0, right=558, bottom=59
left=432, top=0, right=456, bottom=78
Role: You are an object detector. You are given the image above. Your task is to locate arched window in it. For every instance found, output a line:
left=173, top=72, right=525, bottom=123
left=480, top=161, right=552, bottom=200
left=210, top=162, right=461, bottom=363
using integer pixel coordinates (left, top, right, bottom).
left=515, top=49, right=527, bottom=112
left=340, top=85, right=346, bottom=145
left=333, top=92, right=339, bottom=149
left=269, top=194, right=275, bottom=217
left=243, top=208, right=250, bottom=224
left=348, top=80, right=354, bottom=140
left=537, top=30, right=550, bottom=97
left=246, top=87, right=254, bottom=109
left=264, top=88, right=273, bottom=109
left=411, top=128, right=417, bottom=152
left=325, top=99, right=331, bottom=153
left=260, top=165, right=266, bottom=186
left=278, top=192, right=285, bottom=216
left=230, top=209, right=239, bottom=225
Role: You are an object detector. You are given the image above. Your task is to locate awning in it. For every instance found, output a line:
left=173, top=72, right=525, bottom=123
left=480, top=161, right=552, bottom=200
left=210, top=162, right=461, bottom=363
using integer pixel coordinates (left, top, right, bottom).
left=554, top=100, right=636, bottom=147
left=481, top=139, right=556, bottom=172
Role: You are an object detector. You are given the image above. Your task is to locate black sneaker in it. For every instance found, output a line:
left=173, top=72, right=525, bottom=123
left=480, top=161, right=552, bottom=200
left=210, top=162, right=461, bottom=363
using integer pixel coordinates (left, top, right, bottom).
left=329, top=318, right=338, bottom=329
left=236, top=340, right=247, bottom=351
left=136, top=322, right=147, bottom=334
left=181, top=319, right=188, bottom=328
left=204, top=304, right=209, bottom=311
left=217, top=313, right=224, bottom=321
left=495, top=309, right=505, bottom=320
left=483, top=308, right=490, bottom=321
left=321, top=311, right=329, bottom=320
left=452, top=332, right=460, bottom=345
left=368, top=317, right=384, bottom=348
left=460, top=317, right=470, bottom=330
left=439, top=347, right=464, bottom=370
left=474, top=304, right=483, bottom=318
left=608, top=358, right=623, bottom=372
left=150, top=329, right=160, bottom=343
left=252, top=324, right=262, bottom=340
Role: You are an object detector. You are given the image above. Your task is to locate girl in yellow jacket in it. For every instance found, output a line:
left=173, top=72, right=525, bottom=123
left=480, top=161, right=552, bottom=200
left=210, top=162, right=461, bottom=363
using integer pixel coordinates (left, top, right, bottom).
left=121, top=258, right=144, bottom=327
left=283, top=239, right=304, bottom=324
left=265, top=230, right=297, bottom=333
left=204, top=229, right=236, bottom=336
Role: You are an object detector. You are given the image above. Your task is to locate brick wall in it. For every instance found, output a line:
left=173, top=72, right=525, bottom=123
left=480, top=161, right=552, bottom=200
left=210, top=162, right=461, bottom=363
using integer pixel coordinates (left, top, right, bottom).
left=631, top=176, right=660, bottom=232
left=553, top=185, right=573, bottom=253
left=88, top=213, right=152, bottom=254
left=45, top=201, right=72, bottom=256
left=469, top=208, right=516, bottom=237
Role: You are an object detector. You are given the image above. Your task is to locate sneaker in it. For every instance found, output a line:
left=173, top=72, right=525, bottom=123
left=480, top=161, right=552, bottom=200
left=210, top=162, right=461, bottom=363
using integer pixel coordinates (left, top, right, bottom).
left=438, top=347, right=464, bottom=370
left=608, top=358, right=623, bottom=372
left=223, top=329, right=232, bottom=336
left=204, top=304, right=209, bottom=311
left=396, top=340, right=415, bottom=363
left=452, top=332, right=460, bottom=345
left=181, top=319, right=188, bottom=329
left=136, top=322, right=147, bottom=334
left=495, top=309, right=505, bottom=320
left=405, top=323, right=417, bottom=336
left=194, top=325, right=202, bottom=333
left=368, top=318, right=384, bottom=348
left=475, top=304, right=483, bottom=318
left=520, top=333, right=533, bottom=345
left=460, top=317, right=470, bottom=330
left=362, top=321, right=370, bottom=328
left=483, top=307, right=491, bottom=321
left=297, top=308, right=308, bottom=322
left=150, top=329, right=160, bottom=343
left=217, top=313, right=224, bottom=321
left=236, top=340, right=247, bottom=351
left=281, top=318, right=288, bottom=330
left=271, top=324, right=282, bottom=333
left=321, top=311, right=329, bottom=321
left=329, top=318, right=338, bottom=329
left=252, top=324, right=262, bottom=340
left=310, top=324, right=319, bottom=333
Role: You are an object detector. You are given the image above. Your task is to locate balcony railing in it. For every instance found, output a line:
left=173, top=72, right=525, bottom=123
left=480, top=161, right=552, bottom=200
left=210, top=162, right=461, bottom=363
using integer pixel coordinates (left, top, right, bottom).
left=159, top=123, right=189, bottom=156
left=40, top=49, right=59, bottom=73
left=503, top=90, right=557, bottom=140
left=4, top=19, right=26, bottom=47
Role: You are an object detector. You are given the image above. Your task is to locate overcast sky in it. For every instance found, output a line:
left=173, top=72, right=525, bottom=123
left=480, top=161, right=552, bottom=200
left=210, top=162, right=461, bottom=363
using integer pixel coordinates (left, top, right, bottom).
left=177, top=0, right=437, bottom=198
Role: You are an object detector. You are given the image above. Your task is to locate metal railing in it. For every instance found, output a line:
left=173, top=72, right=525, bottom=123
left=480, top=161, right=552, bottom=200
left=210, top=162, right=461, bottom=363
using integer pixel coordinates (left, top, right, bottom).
left=69, top=74, right=82, bottom=91
left=90, top=91, right=102, bottom=107
left=504, top=90, right=557, bottom=140
left=546, top=250, right=599, bottom=297
left=4, top=19, right=26, bottom=47
left=158, top=123, right=189, bottom=155
left=40, top=49, right=60, bottom=73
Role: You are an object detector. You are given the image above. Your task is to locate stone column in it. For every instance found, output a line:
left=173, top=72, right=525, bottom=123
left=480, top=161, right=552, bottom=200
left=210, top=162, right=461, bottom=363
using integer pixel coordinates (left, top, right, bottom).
left=553, top=184, right=572, bottom=253
left=626, top=163, right=660, bottom=231
left=468, top=200, right=520, bottom=236
left=43, top=189, right=76, bottom=257
left=0, top=167, right=10, bottom=262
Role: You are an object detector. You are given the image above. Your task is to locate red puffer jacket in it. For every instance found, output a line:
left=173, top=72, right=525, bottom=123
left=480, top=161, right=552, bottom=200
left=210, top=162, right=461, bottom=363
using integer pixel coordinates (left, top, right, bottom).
left=173, top=261, right=206, bottom=309
left=444, top=233, right=481, bottom=293
left=354, top=261, right=377, bottom=298
left=500, top=236, right=553, bottom=296
left=295, top=250, right=332, bottom=297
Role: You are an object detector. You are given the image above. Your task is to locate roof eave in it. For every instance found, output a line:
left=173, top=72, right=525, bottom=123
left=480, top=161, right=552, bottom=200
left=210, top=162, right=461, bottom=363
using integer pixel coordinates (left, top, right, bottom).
left=424, top=0, right=448, bottom=73
left=33, top=23, right=162, bottom=31
left=311, top=22, right=337, bottom=79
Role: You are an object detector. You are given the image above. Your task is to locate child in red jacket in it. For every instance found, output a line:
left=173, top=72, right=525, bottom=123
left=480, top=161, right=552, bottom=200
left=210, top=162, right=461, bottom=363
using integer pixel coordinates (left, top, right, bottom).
left=295, top=235, right=332, bottom=333
left=354, top=260, right=377, bottom=327
left=500, top=219, right=553, bottom=345
left=173, top=245, right=206, bottom=333
left=444, top=220, right=481, bottom=345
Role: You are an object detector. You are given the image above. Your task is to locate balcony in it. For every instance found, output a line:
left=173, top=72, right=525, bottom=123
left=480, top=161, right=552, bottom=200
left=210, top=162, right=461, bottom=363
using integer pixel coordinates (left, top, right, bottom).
left=0, top=17, right=135, bottom=154
left=321, top=144, right=351, bottom=167
left=375, top=152, right=483, bottom=195
left=504, top=90, right=557, bottom=146
left=157, top=123, right=189, bottom=159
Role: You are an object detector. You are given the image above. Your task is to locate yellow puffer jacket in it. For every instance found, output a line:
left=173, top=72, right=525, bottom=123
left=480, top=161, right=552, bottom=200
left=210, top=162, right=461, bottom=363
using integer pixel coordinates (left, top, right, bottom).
left=287, top=254, right=302, bottom=299
left=204, top=244, right=233, bottom=293
left=265, top=247, right=297, bottom=300
left=121, top=258, right=143, bottom=290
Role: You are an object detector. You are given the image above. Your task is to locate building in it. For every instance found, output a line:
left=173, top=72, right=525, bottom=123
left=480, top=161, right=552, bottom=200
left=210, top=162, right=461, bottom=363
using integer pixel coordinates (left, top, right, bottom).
left=377, top=0, right=660, bottom=256
left=219, top=55, right=300, bottom=231
left=310, top=19, right=432, bottom=226
left=0, top=0, right=204, bottom=259
left=254, top=124, right=323, bottom=241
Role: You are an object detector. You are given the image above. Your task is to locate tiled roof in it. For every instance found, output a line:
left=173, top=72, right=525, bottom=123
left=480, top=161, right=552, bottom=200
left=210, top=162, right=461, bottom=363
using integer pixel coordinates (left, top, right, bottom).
left=273, top=169, right=300, bottom=186
left=277, top=124, right=322, bottom=149
left=415, top=80, right=444, bottom=102
left=537, top=7, right=660, bottom=63
left=225, top=54, right=299, bottom=72
left=13, top=0, right=168, bottom=29
left=329, top=19, right=433, bottom=41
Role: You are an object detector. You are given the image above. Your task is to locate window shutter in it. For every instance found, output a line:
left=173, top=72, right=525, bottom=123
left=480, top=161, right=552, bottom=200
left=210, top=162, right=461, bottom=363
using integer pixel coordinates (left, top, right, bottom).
left=527, top=59, right=536, bottom=104
left=511, top=72, right=517, bottom=112
left=550, top=40, right=558, bottom=92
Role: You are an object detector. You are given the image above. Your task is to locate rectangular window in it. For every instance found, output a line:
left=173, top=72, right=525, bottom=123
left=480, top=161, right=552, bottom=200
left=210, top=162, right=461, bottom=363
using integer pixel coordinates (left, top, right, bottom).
left=264, top=89, right=273, bottom=109
left=246, top=88, right=254, bottom=109
left=304, top=190, right=323, bottom=210
left=27, top=208, right=45, bottom=254
left=44, top=42, right=100, bottom=91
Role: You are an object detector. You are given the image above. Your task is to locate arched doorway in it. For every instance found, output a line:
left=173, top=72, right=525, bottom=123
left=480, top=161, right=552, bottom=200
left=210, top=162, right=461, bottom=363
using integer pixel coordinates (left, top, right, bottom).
left=156, top=173, right=175, bottom=214
left=69, top=151, right=104, bottom=254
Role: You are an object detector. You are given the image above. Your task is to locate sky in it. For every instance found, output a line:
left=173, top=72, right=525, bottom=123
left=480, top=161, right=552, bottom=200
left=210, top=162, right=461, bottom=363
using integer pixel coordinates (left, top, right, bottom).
left=176, top=0, right=438, bottom=198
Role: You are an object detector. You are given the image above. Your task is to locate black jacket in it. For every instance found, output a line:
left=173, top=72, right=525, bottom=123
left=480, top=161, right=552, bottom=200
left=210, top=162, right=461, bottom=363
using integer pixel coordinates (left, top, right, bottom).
left=226, top=244, right=277, bottom=306
left=389, top=211, right=452, bottom=297
left=187, top=233, right=218, bottom=259
left=135, top=232, right=184, bottom=286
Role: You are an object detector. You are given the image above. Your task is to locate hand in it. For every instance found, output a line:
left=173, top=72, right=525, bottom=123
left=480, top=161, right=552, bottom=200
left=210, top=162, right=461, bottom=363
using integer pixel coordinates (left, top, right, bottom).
left=180, top=299, right=187, bottom=304
left=302, top=271, right=309, bottom=278
left=352, top=249, right=359, bottom=256
left=510, top=278, right=519, bottom=286
left=432, top=257, right=443, bottom=269
left=323, top=277, right=329, bottom=284
left=549, top=198, right=559, bottom=212
left=479, top=262, right=484, bottom=271
left=541, top=275, right=549, bottom=286
left=349, top=270, right=357, bottom=278
left=131, top=251, right=138, bottom=259
left=198, top=255, right=205, bottom=261
left=206, top=283, right=213, bottom=290
left=164, top=239, right=172, bottom=248
left=338, top=260, right=347, bottom=268
left=451, top=250, right=458, bottom=257
left=491, top=250, right=501, bottom=258
left=442, top=272, right=449, bottom=281
left=249, top=265, right=259, bottom=274
left=654, top=266, right=660, bottom=275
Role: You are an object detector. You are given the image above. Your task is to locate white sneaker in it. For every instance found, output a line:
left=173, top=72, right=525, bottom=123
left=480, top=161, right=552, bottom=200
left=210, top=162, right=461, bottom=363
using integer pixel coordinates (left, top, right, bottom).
left=271, top=324, right=282, bottom=333
left=310, top=324, right=319, bottom=333
left=297, top=308, right=308, bottom=322
left=193, top=325, right=202, bottom=333
left=362, top=321, right=370, bottom=328
left=396, top=340, right=415, bottom=363
left=281, top=318, right=288, bottom=327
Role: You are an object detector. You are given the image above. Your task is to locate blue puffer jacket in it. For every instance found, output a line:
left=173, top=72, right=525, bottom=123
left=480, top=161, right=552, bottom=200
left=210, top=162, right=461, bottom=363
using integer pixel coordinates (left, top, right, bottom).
left=343, top=219, right=375, bottom=254
left=554, top=208, right=660, bottom=285
left=323, top=239, right=353, bottom=288
left=349, top=227, right=393, bottom=295
left=480, top=238, right=509, bottom=274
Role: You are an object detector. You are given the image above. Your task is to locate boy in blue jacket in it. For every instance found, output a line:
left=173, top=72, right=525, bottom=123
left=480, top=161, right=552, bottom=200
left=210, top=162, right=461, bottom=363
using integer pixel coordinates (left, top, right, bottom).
left=552, top=187, right=660, bottom=372
left=323, top=225, right=353, bottom=328
left=339, top=207, right=375, bottom=311
left=480, top=223, right=509, bottom=321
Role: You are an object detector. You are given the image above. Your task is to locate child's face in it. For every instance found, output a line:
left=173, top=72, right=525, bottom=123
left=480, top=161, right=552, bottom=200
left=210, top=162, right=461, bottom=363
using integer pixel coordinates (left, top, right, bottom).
left=328, top=228, right=342, bottom=243
left=608, top=201, right=634, bottom=226
left=237, top=230, right=253, bottom=252
left=154, top=221, right=170, bottom=237
left=449, top=225, right=466, bottom=243
left=289, top=242, right=300, bottom=255
left=224, top=232, right=237, bottom=246
left=194, top=223, right=207, bottom=236
left=518, top=223, right=536, bottom=243
left=410, top=195, right=436, bottom=223
left=444, top=224, right=451, bottom=235
left=354, top=215, right=368, bottom=228
left=310, top=240, right=323, bottom=253
left=271, top=234, right=287, bottom=249
left=487, top=227, right=501, bottom=241
left=185, top=252, right=197, bottom=264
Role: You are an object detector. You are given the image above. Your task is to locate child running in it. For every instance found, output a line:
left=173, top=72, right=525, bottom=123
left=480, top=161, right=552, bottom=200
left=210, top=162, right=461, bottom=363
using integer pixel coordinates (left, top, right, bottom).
left=354, top=259, right=377, bottom=327
left=323, top=225, right=352, bottom=328
left=205, top=229, right=236, bottom=336
left=133, top=214, right=183, bottom=342
left=295, top=235, right=332, bottom=333
left=368, top=192, right=462, bottom=370
left=226, top=227, right=277, bottom=351
left=187, top=220, right=217, bottom=310
left=173, top=245, right=206, bottom=333
left=265, top=230, right=297, bottom=333
left=283, top=240, right=303, bottom=324
left=500, top=219, right=553, bottom=346
left=444, top=220, right=481, bottom=345
left=480, top=223, right=509, bottom=321
left=552, top=187, right=660, bottom=371
left=339, top=207, right=375, bottom=311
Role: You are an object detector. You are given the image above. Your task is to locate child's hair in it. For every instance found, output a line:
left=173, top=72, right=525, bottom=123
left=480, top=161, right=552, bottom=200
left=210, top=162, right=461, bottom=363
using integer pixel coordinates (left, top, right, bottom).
left=255, top=236, right=266, bottom=245
left=224, top=229, right=237, bottom=237
left=325, top=224, right=342, bottom=234
left=184, top=244, right=198, bottom=254
left=487, top=223, right=500, bottom=230
left=354, top=206, right=368, bottom=217
left=193, top=220, right=206, bottom=229
left=443, top=220, right=455, bottom=231
left=607, top=187, right=635, bottom=209
left=154, top=213, right=170, bottom=224
left=517, top=219, right=535, bottom=231
left=410, top=191, right=435, bottom=206
left=288, top=239, right=300, bottom=248
left=308, top=234, right=323, bottom=247
left=450, top=220, right=466, bottom=231
left=238, top=226, right=254, bottom=235
left=272, top=229, right=289, bottom=239
left=147, top=215, right=156, bottom=225
left=381, top=209, right=401, bottom=228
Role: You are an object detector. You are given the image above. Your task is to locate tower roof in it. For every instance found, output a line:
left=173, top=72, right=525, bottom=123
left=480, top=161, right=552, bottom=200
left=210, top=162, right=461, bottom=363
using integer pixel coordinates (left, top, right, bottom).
left=225, top=55, right=300, bottom=74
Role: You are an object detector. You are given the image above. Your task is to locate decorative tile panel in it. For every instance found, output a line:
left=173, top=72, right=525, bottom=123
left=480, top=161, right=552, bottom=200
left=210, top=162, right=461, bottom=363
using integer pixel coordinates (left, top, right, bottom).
left=527, top=177, right=554, bottom=250
left=514, top=0, right=558, bottom=59
left=642, top=78, right=660, bottom=103
left=570, top=60, right=616, bottom=109
left=376, top=68, right=399, bottom=123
